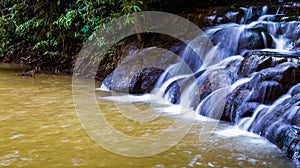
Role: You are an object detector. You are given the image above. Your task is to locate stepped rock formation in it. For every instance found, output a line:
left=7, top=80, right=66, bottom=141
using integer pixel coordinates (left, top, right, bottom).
left=101, top=2, right=300, bottom=160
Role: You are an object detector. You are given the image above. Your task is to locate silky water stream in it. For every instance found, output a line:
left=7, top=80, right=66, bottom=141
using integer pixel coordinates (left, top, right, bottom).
left=98, top=4, right=300, bottom=167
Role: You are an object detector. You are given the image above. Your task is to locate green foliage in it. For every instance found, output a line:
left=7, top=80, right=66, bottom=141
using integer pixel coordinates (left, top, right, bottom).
left=0, top=0, right=143, bottom=68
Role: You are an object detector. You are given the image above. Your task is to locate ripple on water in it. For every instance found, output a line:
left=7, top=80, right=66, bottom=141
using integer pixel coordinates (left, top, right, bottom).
left=0, top=70, right=297, bottom=167
left=0, top=150, right=19, bottom=167
left=9, top=134, right=25, bottom=140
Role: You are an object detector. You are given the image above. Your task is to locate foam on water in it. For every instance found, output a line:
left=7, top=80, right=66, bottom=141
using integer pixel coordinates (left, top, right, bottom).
left=97, top=91, right=215, bottom=122
left=96, top=85, right=111, bottom=92
left=99, top=94, right=152, bottom=103
left=215, top=126, right=260, bottom=138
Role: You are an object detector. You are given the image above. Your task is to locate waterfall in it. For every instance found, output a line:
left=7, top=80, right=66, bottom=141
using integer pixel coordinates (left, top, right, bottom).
left=99, top=2, right=300, bottom=160
left=147, top=6, right=300, bottom=159
left=153, top=4, right=300, bottom=118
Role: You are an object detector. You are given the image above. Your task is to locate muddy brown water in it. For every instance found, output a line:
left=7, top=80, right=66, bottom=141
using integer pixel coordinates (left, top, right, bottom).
left=0, top=66, right=297, bottom=167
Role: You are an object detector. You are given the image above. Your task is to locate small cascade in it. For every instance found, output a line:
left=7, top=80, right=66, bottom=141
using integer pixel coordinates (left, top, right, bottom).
left=205, top=24, right=246, bottom=58
left=151, top=2, right=300, bottom=159
left=273, top=36, right=288, bottom=50
left=152, top=34, right=222, bottom=103
left=152, top=3, right=300, bottom=110
left=239, top=7, right=253, bottom=24
left=261, top=32, right=269, bottom=48
left=100, top=2, right=300, bottom=161
left=236, top=84, right=300, bottom=159
left=262, top=6, right=268, bottom=15
left=238, top=94, right=291, bottom=131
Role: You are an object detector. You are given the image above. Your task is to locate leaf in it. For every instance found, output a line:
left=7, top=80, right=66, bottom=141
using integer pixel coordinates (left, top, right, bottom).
left=81, top=24, right=90, bottom=33
left=133, top=5, right=141, bottom=12
left=46, top=32, right=52, bottom=38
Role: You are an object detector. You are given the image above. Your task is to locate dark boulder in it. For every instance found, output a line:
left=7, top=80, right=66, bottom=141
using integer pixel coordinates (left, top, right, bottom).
left=248, top=80, right=284, bottom=104
left=101, top=47, right=179, bottom=94
left=238, top=28, right=267, bottom=51
left=238, top=50, right=300, bottom=74
left=129, top=67, right=165, bottom=94
left=239, top=52, right=273, bottom=76
left=239, top=50, right=300, bottom=76
left=235, top=102, right=260, bottom=121
left=101, top=68, right=164, bottom=94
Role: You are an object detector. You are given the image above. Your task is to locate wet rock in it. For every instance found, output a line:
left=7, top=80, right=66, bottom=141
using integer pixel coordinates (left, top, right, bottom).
left=292, top=36, right=300, bottom=51
left=248, top=80, right=284, bottom=104
left=163, top=76, right=189, bottom=104
left=223, top=86, right=252, bottom=121
left=235, top=102, right=260, bottom=121
left=223, top=54, right=300, bottom=122
left=244, top=89, right=300, bottom=160
left=238, top=28, right=265, bottom=51
left=239, top=53, right=273, bottom=76
left=129, top=67, right=165, bottom=94
left=238, top=7, right=256, bottom=24
left=289, top=83, right=300, bottom=96
left=196, top=58, right=242, bottom=116
left=102, top=68, right=164, bottom=94
left=225, top=11, right=240, bottom=22
left=276, top=15, right=300, bottom=22
left=165, top=57, right=241, bottom=107
left=101, top=47, right=179, bottom=93
left=180, top=2, right=300, bottom=31
left=239, top=51, right=300, bottom=76
left=283, top=127, right=300, bottom=160
left=182, top=4, right=273, bottom=27
left=260, top=14, right=300, bottom=22
left=209, top=25, right=243, bottom=57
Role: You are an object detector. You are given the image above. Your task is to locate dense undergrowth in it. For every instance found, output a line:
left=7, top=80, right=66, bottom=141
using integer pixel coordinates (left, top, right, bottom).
left=0, top=0, right=145, bottom=74
left=0, top=0, right=280, bottom=75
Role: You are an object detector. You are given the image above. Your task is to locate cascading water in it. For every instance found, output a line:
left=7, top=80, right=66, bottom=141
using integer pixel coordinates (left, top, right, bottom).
left=151, top=3, right=300, bottom=160
left=100, top=2, right=300, bottom=160
left=154, top=4, right=300, bottom=111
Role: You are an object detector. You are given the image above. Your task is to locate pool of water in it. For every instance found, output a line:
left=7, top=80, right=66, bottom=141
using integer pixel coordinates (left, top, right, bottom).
left=0, top=68, right=297, bottom=167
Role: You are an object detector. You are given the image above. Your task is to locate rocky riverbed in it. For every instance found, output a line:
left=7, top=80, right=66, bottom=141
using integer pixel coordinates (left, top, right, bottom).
left=101, top=2, right=300, bottom=160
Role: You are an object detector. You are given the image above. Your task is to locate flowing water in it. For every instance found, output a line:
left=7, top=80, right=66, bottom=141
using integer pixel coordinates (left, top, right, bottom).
left=145, top=4, right=300, bottom=140
left=97, top=3, right=300, bottom=165
left=0, top=67, right=298, bottom=167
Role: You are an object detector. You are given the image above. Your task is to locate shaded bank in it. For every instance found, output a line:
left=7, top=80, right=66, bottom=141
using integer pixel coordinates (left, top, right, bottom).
left=1, top=1, right=295, bottom=76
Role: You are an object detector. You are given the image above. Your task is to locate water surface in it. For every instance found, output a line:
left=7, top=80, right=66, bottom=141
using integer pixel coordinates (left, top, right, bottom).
left=0, top=68, right=296, bottom=167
